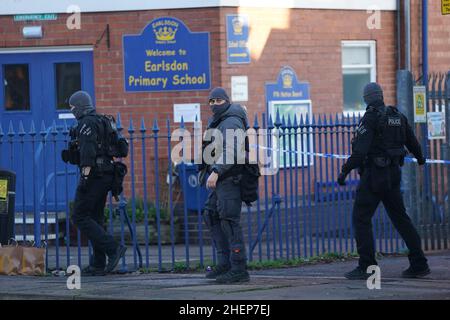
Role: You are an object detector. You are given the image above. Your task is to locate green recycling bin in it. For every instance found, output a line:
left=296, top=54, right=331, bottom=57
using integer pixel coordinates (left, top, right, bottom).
left=0, top=169, right=16, bottom=245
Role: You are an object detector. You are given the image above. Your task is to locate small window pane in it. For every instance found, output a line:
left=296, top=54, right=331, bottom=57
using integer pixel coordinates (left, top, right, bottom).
left=343, top=68, right=370, bottom=112
left=3, top=64, right=30, bottom=111
left=55, top=62, right=81, bottom=110
left=342, top=46, right=370, bottom=65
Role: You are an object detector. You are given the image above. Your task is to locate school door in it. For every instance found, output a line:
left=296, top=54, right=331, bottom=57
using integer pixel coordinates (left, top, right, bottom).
left=0, top=49, right=95, bottom=213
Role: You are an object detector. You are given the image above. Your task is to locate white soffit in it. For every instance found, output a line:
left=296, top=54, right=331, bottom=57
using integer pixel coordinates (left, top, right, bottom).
left=0, top=0, right=397, bottom=16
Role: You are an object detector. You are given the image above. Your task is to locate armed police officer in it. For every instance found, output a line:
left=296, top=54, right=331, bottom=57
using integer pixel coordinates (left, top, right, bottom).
left=202, top=87, right=250, bottom=284
left=338, top=83, right=430, bottom=279
left=64, top=91, right=127, bottom=275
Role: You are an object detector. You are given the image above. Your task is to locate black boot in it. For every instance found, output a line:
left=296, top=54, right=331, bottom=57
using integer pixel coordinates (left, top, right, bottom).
left=345, top=266, right=370, bottom=280
left=216, top=270, right=250, bottom=284
left=105, top=245, right=127, bottom=273
left=205, top=265, right=231, bottom=279
left=82, top=265, right=106, bottom=276
left=401, top=265, right=430, bottom=278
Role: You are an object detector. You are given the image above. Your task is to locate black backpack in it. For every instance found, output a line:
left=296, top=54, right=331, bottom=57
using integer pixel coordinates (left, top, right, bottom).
left=96, top=114, right=129, bottom=158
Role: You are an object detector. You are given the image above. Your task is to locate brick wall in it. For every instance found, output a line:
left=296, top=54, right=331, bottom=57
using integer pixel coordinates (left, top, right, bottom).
left=218, top=7, right=397, bottom=117
left=3, top=5, right=449, bottom=199
left=0, top=7, right=399, bottom=125
left=410, top=0, right=450, bottom=77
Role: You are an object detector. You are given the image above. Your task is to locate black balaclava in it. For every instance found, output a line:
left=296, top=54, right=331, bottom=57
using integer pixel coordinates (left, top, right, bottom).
left=68, top=91, right=95, bottom=120
left=363, top=82, right=384, bottom=107
left=208, top=87, right=231, bottom=117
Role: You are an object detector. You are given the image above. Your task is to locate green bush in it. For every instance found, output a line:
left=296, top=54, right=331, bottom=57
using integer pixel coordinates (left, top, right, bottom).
left=126, top=198, right=170, bottom=223
left=103, top=198, right=170, bottom=224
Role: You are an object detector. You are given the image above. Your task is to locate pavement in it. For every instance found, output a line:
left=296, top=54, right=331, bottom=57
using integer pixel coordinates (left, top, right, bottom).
left=0, top=250, right=449, bottom=300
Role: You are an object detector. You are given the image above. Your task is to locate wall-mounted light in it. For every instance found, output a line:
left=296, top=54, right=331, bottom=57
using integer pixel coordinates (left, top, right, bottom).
left=22, top=26, right=43, bottom=39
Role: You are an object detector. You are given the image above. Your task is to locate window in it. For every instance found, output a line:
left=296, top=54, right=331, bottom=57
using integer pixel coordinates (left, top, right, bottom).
left=55, top=62, right=81, bottom=110
left=3, top=64, right=30, bottom=111
left=269, top=100, right=313, bottom=168
left=342, top=41, right=376, bottom=115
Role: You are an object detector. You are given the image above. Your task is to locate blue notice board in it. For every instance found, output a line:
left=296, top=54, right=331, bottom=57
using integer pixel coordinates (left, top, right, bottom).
left=265, top=66, right=310, bottom=101
left=123, top=17, right=211, bottom=92
left=226, top=14, right=250, bottom=64
left=265, top=66, right=313, bottom=168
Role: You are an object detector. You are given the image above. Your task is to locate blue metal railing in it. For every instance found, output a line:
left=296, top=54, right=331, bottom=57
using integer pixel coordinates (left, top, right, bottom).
left=1, top=106, right=449, bottom=272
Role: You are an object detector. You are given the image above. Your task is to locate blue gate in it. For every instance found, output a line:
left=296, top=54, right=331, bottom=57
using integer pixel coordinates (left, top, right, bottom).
left=0, top=50, right=95, bottom=216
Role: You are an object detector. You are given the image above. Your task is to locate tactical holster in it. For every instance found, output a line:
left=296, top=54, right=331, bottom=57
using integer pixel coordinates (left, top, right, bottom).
left=111, top=162, right=128, bottom=201
left=217, top=165, right=243, bottom=181
left=372, top=156, right=391, bottom=168
left=386, top=148, right=407, bottom=166
left=94, top=156, right=114, bottom=176
left=368, top=156, right=392, bottom=192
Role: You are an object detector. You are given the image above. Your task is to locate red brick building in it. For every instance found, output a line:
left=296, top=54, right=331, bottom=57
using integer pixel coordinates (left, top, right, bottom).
left=1, top=1, right=448, bottom=122
left=0, top=0, right=449, bottom=200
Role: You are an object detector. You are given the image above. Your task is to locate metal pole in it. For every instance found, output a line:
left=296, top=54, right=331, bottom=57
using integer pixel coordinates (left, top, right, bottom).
left=421, top=0, right=431, bottom=228
left=422, top=0, right=428, bottom=83
left=405, top=0, right=411, bottom=71
left=396, top=0, right=401, bottom=70
left=396, top=70, right=417, bottom=222
left=445, top=72, right=450, bottom=244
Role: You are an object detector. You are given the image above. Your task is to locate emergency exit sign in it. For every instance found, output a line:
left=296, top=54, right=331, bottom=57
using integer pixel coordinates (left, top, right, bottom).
left=443, top=0, right=450, bottom=15
left=14, top=14, right=57, bottom=21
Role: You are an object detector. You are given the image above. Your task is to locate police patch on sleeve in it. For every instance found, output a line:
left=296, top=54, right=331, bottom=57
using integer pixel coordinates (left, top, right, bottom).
left=79, top=123, right=92, bottom=136
left=357, top=124, right=367, bottom=135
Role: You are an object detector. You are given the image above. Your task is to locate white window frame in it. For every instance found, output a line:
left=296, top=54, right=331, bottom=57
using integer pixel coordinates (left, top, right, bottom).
left=268, top=100, right=314, bottom=168
left=341, top=40, right=377, bottom=117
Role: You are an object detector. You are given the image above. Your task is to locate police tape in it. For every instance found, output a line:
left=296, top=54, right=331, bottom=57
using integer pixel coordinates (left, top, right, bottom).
left=249, top=144, right=450, bottom=165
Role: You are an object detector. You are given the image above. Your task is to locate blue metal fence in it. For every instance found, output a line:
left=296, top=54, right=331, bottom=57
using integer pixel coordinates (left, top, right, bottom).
left=1, top=107, right=449, bottom=273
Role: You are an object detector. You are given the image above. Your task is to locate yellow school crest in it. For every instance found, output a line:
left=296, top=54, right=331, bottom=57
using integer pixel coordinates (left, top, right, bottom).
left=152, top=19, right=178, bottom=43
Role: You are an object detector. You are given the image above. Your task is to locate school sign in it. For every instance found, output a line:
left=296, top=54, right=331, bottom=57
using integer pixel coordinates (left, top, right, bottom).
left=123, top=17, right=211, bottom=92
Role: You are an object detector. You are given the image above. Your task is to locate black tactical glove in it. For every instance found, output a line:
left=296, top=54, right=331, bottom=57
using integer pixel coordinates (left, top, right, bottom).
left=79, top=175, right=89, bottom=193
left=337, top=172, right=347, bottom=186
left=61, top=150, right=70, bottom=163
left=417, top=157, right=426, bottom=166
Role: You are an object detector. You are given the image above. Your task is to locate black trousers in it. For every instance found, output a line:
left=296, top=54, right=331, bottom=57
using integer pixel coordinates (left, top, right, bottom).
left=204, top=176, right=247, bottom=271
left=352, top=166, right=428, bottom=270
left=72, top=172, right=117, bottom=267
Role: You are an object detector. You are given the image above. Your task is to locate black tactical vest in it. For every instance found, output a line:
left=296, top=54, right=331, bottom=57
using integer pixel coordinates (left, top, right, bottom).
left=372, top=105, right=408, bottom=165
left=78, top=114, right=109, bottom=157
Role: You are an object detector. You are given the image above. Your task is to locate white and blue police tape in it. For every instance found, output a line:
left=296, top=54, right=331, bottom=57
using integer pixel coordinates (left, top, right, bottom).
left=250, top=144, right=450, bottom=165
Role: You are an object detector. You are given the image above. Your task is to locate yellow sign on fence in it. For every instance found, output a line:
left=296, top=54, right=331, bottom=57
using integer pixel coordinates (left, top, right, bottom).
left=443, top=0, right=450, bottom=15
left=414, top=86, right=427, bottom=123
left=0, top=179, right=7, bottom=200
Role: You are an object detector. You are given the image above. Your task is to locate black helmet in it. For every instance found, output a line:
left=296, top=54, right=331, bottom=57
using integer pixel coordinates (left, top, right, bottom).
left=68, top=91, right=95, bottom=119
left=363, top=82, right=384, bottom=106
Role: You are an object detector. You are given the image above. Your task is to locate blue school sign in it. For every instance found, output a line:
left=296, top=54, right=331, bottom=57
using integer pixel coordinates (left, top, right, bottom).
left=226, top=14, right=250, bottom=64
left=265, top=66, right=310, bottom=101
left=123, top=17, right=211, bottom=92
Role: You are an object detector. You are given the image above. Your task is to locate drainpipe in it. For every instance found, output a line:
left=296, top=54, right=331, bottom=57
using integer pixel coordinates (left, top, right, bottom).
left=422, top=0, right=431, bottom=214
left=422, top=0, right=428, bottom=84
left=396, top=0, right=401, bottom=70
left=405, top=0, right=411, bottom=71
